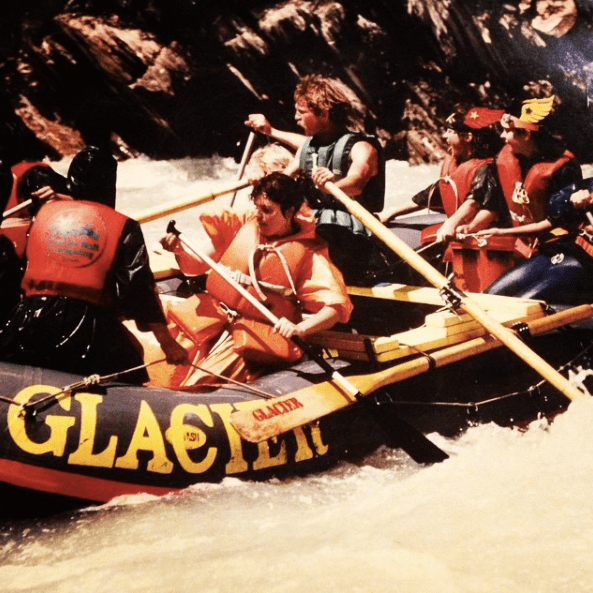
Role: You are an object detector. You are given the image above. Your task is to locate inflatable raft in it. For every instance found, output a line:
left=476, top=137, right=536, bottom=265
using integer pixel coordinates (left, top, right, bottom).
left=0, top=281, right=591, bottom=518
left=2, top=180, right=592, bottom=518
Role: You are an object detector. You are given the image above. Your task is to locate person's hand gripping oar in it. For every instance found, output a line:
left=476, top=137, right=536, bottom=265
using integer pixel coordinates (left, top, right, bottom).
left=166, top=220, right=449, bottom=464
left=321, top=179, right=586, bottom=404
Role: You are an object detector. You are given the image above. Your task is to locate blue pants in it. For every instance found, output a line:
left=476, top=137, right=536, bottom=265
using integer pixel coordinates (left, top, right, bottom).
left=484, top=244, right=593, bottom=304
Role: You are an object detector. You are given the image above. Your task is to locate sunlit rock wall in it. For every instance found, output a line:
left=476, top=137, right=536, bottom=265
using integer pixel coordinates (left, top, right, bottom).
left=0, top=0, right=591, bottom=163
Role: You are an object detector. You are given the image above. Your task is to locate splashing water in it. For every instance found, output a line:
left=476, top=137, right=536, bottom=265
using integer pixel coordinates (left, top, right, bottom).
left=1, top=157, right=592, bottom=593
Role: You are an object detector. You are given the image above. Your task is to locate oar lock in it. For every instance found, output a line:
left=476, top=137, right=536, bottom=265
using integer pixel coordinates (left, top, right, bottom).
left=438, top=280, right=464, bottom=311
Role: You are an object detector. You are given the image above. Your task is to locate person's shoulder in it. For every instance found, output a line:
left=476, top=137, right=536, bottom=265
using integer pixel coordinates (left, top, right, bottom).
left=349, top=136, right=380, bottom=157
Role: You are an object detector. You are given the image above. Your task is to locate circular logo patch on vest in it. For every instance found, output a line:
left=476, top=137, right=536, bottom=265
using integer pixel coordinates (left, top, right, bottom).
left=43, top=208, right=107, bottom=267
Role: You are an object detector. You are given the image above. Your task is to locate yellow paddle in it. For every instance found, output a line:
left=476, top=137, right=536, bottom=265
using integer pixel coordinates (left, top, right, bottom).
left=132, top=179, right=249, bottom=224
left=323, top=181, right=586, bottom=402
left=167, top=220, right=449, bottom=463
left=230, top=303, right=593, bottom=444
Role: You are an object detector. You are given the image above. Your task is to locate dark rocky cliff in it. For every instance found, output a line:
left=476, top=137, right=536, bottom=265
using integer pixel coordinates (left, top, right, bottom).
left=1, top=0, right=592, bottom=165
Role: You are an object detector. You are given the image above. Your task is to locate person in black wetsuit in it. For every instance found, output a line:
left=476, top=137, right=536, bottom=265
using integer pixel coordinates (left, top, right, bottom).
left=0, top=182, right=188, bottom=382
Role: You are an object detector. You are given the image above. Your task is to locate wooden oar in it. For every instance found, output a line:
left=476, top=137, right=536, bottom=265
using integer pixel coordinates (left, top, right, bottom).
left=230, top=304, right=593, bottom=443
left=133, top=179, right=249, bottom=224
left=167, top=220, right=448, bottom=463
left=2, top=198, right=36, bottom=219
left=323, top=181, right=586, bottom=403
left=230, top=131, right=256, bottom=207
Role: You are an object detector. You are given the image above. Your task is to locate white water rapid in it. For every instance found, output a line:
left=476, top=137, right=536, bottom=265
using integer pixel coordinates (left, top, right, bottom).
left=1, top=156, right=593, bottom=593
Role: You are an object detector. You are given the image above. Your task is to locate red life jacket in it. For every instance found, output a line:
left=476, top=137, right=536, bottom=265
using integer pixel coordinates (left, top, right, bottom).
left=0, top=218, right=32, bottom=260
left=206, top=220, right=307, bottom=324
left=4, top=161, right=50, bottom=218
left=22, top=199, right=127, bottom=306
left=438, top=155, right=492, bottom=218
left=496, top=144, right=577, bottom=227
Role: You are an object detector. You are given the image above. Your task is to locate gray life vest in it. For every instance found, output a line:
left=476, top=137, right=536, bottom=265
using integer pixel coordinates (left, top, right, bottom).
left=299, top=132, right=385, bottom=213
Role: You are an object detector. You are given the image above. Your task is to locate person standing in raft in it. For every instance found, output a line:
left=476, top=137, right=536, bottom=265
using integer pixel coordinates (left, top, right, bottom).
left=0, top=183, right=188, bottom=383
left=475, top=94, right=582, bottom=254
left=482, top=178, right=593, bottom=304
left=246, top=74, right=385, bottom=285
left=155, top=172, right=353, bottom=390
left=379, top=106, right=507, bottom=241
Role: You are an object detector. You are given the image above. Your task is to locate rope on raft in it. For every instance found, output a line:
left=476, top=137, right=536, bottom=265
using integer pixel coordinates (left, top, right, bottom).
left=3, top=334, right=590, bottom=416
left=184, top=362, right=276, bottom=399
left=5, top=357, right=276, bottom=417
left=20, top=358, right=170, bottom=416
left=382, top=340, right=593, bottom=413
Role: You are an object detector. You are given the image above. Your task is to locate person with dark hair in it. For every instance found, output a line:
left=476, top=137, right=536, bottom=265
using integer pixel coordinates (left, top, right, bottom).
left=154, top=171, right=353, bottom=389
left=246, top=74, right=385, bottom=284
left=67, top=99, right=118, bottom=208
left=477, top=95, right=582, bottom=250
left=0, top=176, right=188, bottom=383
left=380, top=106, right=507, bottom=241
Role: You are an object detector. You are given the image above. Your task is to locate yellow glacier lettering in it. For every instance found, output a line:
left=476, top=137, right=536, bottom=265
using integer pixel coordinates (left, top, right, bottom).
left=253, top=436, right=288, bottom=471
left=8, top=385, right=75, bottom=456
left=68, top=393, right=117, bottom=468
left=166, top=404, right=217, bottom=474
left=210, top=403, right=249, bottom=475
left=115, top=400, right=173, bottom=474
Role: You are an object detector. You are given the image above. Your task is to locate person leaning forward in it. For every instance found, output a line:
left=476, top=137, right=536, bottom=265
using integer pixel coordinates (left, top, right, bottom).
left=380, top=106, right=507, bottom=242
left=246, top=74, right=385, bottom=284
left=152, top=172, right=353, bottom=390
left=0, top=184, right=188, bottom=383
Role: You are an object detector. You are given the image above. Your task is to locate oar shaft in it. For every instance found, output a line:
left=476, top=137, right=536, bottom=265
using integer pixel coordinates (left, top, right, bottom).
left=2, top=198, right=35, bottom=219
left=324, top=181, right=586, bottom=402
left=171, top=224, right=277, bottom=325
left=133, top=180, right=249, bottom=224
left=230, top=131, right=256, bottom=207
left=168, top=221, right=360, bottom=400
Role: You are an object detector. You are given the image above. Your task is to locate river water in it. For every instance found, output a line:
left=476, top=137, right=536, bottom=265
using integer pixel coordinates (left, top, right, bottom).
left=1, top=156, right=593, bottom=593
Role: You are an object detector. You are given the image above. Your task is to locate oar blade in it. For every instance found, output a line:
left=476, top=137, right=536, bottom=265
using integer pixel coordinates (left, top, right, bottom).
left=363, top=400, right=449, bottom=463
left=230, top=304, right=593, bottom=459
left=231, top=379, right=359, bottom=443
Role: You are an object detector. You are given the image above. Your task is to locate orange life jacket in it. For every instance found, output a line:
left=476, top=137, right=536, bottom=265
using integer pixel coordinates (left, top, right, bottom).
left=438, top=155, right=492, bottom=218
left=496, top=145, right=577, bottom=227
left=22, top=199, right=127, bottom=306
left=206, top=219, right=306, bottom=324
left=445, top=234, right=534, bottom=293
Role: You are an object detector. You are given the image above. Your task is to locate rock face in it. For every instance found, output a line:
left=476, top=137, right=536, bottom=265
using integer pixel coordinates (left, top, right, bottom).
left=1, top=0, right=592, bottom=164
